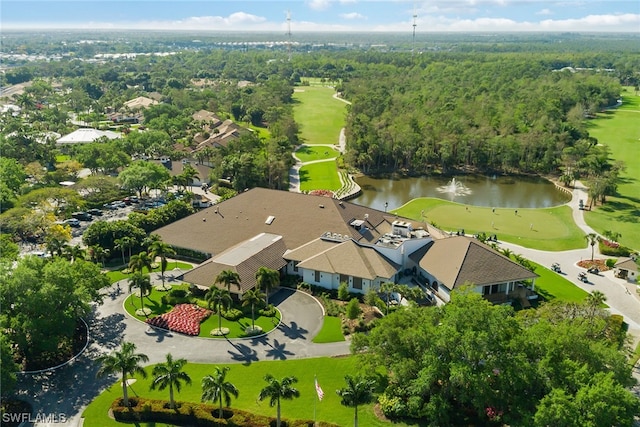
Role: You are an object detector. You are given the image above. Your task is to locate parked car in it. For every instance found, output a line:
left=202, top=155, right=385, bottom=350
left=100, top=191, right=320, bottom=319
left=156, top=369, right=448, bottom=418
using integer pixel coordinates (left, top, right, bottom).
left=71, top=211, right=93, bottom=221
left=64, top=218, right=81, bottom=228
left=87, top=208, right=103, bottom=216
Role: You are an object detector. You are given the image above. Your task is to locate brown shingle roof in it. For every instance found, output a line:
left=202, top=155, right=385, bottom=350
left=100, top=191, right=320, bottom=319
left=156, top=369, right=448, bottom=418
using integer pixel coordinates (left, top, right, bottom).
left=284, top=238, right=340, bottom=262
left=411, top=236, right=538, bottom=288
left=155, top=188, right=401, bottom=256
left=614, top=258, right=638, bottom=272
left=297, top=239, right=400, bottom=280
left=181, top=233, right=287, bottom=293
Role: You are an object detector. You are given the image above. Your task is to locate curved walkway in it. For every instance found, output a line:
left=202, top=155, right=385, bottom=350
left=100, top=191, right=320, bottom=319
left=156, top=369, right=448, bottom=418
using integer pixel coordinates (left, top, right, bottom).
left=15, top=277, right=349, bottom=427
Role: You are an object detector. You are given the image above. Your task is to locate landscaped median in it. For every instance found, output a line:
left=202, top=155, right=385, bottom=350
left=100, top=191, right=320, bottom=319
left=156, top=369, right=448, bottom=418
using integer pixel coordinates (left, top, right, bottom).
left=124, top=284, right=281, bottom=339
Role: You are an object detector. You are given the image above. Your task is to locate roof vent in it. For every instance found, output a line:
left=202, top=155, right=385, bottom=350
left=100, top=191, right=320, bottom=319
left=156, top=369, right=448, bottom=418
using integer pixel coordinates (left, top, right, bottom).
left=265, top=215, right=275, bottom=225
left=319, top=204, right=324, bottom=208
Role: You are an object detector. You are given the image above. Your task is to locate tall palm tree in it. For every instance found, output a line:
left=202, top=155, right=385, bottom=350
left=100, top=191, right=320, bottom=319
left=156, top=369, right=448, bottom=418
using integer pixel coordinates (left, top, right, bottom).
left=181, top=165, right=200, bottom=192
left=149, top=240, right=176, bottom=290
left=150, top=353, right=192, bottom=409
left=585, top=290, right=607, bottom=321
left=201, top=366, right=239, bottom=421
left=242, top=288, right=266, bottom=331
left=585, top=233, right=599, bottom=261
left=258, top=374, right=300, bottom=427
left=205, top=287, right=232, bottom=333
left=114, top=237, right=134, bottom=265
left=336, top=375, right=375, bottom=427
left=216, top=269, right=241, bottom=293
left=255, top=267, right=280, bottom=305
left=90, top=245, right=110, bottom=268
left=380, top=282, right=398, bottom=315
left=129, top=251, right=153, bottom=274
left=96, top=341, right=149, bottom=407
left=129, top=272, right=152, bottom=315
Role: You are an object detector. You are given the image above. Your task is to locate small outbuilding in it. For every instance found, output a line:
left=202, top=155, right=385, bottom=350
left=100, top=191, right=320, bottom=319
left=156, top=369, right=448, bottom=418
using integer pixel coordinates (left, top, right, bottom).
left=614, top=258, right=638, bottom=282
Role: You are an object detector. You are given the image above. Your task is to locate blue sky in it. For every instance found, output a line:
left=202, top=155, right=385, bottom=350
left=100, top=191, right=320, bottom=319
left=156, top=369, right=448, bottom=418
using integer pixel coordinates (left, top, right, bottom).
left=2, top=1, right=639, bottom=32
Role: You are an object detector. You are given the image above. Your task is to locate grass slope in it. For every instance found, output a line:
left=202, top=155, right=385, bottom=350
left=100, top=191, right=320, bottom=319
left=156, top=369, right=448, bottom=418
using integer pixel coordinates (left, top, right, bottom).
left=528, top=260, right=590, bottom=303
left=82, top=357, right=415, bottom=427
left=295, top=145, right=340, bottom=163
left=584, top=86, right=640, bottom=251
left=299, top=162, right=342, bottom=192
left=292, top=86, right=346, bottom=146
left=394, top=198, right=586, bottom=251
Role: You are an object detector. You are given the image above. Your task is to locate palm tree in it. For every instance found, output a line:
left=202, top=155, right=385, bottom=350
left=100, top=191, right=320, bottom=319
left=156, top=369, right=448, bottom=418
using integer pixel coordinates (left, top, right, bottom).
left=129, top=251, right=153, bottom=274
left=380, top=282, right=398, bottom=315
left=181, top=165, right=200, bottom=192
left=255, top=266, right=280, bottom=305
left=114, top=237, right=134, bottom=265
left=242, top=288, right=266, bottom=332
left=585, top=233, right=599, bottom=261
left=96, top=341, right=149, bottom=407
left=90, top=245, right=110, bottom=268
left=205, top=287, right=232, bottom=333
left=201, top=366, right=239, bottom=421
left=129, top=271, right=152, bottom=316
left=150, top=353, right=192, bottom=409
left=63, top=244, right=86, bottom=263
left=336, top=375, right=375, bottom=427
left=149, top=240, right=176, bottom=290
left=216, top=269, right=241, bottom=293
left=258, top=374, right=300, bottom=427
left=585, top=290, right=607, bottom=320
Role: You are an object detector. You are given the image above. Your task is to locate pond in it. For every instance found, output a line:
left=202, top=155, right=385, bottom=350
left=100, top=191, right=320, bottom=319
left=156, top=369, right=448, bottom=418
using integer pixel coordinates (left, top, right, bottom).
left=354, top=174, right=571, bottom=211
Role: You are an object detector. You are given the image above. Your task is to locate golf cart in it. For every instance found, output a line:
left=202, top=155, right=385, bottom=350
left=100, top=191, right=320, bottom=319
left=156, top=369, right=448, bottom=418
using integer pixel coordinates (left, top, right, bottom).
left=578, top=272, right=589, bottom=282
left=587, top=266, right=600, bottom=274
left=551, top=262, right=562, bottom=273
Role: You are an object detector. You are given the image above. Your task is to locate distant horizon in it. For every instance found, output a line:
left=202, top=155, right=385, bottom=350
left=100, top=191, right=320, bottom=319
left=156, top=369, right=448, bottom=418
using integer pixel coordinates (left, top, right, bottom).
left=2, top=1, right=639, bottom=33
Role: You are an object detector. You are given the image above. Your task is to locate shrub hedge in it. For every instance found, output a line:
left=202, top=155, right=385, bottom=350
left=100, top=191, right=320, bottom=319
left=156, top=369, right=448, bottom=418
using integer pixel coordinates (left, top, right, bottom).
left=111, top=397, right=340, bottom=427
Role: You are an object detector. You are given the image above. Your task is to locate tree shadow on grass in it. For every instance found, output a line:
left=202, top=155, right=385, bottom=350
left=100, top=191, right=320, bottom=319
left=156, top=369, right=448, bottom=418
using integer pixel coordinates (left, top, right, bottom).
left=299, top=168, right=310, bottom=183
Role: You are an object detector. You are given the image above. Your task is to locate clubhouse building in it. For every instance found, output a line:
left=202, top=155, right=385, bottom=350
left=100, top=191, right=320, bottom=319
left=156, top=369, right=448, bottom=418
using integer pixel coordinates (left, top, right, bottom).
left=155, top=188, right=537, bottom=304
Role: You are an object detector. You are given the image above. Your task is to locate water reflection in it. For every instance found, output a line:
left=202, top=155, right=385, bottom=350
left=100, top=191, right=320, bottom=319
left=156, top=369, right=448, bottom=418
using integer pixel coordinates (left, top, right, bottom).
left=354, top=175, right=570, bottom=211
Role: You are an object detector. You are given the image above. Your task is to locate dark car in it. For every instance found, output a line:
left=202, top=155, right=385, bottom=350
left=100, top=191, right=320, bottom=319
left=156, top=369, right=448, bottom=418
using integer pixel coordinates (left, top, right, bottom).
left=87, top=208, right=103, bottom=216
left=64, top=218, right=81, bottom=228
left=71, top=211, right=93, bottom=221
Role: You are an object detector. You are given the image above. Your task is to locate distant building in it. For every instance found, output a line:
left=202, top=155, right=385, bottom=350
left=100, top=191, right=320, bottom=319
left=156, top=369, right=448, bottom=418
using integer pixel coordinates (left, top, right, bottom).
left=56, top=128, right=120, bottom=145
left=123, top=96, right=158, bottom=110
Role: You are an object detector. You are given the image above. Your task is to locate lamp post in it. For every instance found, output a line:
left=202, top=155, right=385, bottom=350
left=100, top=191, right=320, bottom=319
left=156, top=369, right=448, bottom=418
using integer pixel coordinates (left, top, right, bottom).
left=384, top=201, right=388, bottom=213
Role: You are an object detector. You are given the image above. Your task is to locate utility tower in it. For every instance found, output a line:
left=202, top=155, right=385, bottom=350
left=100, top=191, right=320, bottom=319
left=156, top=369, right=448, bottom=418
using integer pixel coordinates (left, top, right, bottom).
left=286, top=10, right=292, bottom=61
left=412, top=3, right=417, bottom=57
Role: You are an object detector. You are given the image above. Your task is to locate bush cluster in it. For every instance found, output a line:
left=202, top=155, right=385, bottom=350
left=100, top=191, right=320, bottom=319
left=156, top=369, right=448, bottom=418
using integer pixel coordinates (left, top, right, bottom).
left=258, top=304, right=277, bottom=317
left=599, top=240, right=632, bottom=257
left=111, top=397, right=339, bottom=427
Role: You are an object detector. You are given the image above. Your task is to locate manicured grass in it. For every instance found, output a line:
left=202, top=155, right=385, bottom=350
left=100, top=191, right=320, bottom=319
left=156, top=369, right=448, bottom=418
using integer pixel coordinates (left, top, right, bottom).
left=584, top=86, right=640, bottom=252
left=106, top=261, right=193, bottom=284
left=299, top=161, right=342, bottom=192
left=55, top=154, right=71, bottom=162
left=312, top=316, right=345, bottom=343
left=527, top=260, right=590, bottom=303
left=295, top=145, right=340, bottom=163
left=248, top=124, right=271, bottom=139
left=293, top=85, right=346, bottom=146
left=124, top=285, right=281, bottom=339
left=393, top=198, right=586, bottom=251
left=82, top=356, right=413, bottom=427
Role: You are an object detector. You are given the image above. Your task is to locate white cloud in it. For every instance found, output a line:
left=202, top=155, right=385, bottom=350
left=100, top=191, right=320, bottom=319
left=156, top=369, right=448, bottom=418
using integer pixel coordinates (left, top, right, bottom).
left=536, top=8, right=553, bottom=16
left=340, top=12, right=366, bottom=20
left=308, top=0, right=332, bottom=11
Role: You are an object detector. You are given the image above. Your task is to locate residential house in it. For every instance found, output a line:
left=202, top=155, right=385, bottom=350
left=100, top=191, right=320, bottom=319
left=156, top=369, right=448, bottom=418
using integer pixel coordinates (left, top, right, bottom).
left=614, top=258, right=638, bottom=282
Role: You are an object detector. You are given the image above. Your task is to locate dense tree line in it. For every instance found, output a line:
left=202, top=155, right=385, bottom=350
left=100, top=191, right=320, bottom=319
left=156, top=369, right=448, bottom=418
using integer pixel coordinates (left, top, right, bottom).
left=352, top=290, right=638, bottom=426
left=341, top=54, right=622, bottom=175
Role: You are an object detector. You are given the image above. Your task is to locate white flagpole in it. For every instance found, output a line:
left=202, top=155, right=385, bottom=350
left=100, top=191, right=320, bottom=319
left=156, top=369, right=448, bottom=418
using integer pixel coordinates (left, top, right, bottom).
left=314, top=374, right=317, bottom=426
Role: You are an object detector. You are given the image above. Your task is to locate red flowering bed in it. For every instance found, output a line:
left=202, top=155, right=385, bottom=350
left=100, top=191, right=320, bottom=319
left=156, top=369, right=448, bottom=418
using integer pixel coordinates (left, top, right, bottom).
left=146, top=304, right=211, bottom=336
left=309, top=189, right=335, bottom=198
left=602, top=239, right=620, bottom=249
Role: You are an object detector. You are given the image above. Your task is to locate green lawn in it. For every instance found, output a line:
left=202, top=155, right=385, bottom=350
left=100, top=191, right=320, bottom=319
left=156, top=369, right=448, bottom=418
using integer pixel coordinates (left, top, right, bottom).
left=393, top=198, right=586, bottom=251
left=82, top=356, right=415, bottom=427
left=124, top=285, right=281, bottom=339
left=312, top=316, right=345, bottom=343
left=584, top=86, right=640, bottom=252
left=528, top=260, right=590, bottom=303
left=295, top=145, right=340, bottom=163
left=106, top=261, right=193, bottom=284
left=292, top=86, right=346, bottom=146
left=299, top=161, right=342, bottom=192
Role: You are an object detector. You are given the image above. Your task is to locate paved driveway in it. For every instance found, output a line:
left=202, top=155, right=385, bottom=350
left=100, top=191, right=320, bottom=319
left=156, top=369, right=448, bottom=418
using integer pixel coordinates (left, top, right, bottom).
left=14, top=282, right=349, bottom=427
